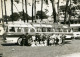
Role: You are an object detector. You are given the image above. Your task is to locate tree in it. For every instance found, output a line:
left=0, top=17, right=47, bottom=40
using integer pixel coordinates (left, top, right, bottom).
left=36, top=11, right=48, bottom=19
left=4, top=0, right=7, bottom=24
left=2, top=15, right=11, bottom=23
left=10, top=12, right=20, bottom=21
left=50, top=0, right=57, bottom=23
left=64, top=0, right=69, bottom=24
left=72, top=0, right=77, bottom=4
left=19, top=12, right=31, bottom=20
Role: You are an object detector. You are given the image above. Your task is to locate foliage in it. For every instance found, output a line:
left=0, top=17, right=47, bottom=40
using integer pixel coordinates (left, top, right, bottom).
left=19, top=12, right=32, bottom=20
left=10, top=12, right=20, bottom=21
left=36, top=11, right=48, bottom=19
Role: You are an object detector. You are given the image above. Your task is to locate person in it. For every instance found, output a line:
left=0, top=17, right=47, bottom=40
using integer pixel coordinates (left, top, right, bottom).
left=25, top=33, right=31, bottom=46
left=35, top=33, right=41, bottom=44
left=55, top=34, right=59, bottom=45
left=58, top=34, right=62, bottom=45
left=49, top=34, right=56, bottom=46
left=21, top=34, right=26, bottom=46
left=62, top=34, right=65, bottom=45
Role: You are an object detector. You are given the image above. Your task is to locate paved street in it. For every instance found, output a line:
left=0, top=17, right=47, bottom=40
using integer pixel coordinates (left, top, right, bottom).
left=1, top=37, right=80, bottom=57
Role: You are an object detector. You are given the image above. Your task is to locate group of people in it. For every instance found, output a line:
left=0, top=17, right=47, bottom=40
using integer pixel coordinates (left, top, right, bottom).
left=20, top=33, right=66, bottom=47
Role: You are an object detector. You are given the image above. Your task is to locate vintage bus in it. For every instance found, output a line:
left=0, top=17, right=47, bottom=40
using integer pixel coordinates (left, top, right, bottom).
left=3, top=23, right=73, bottom=45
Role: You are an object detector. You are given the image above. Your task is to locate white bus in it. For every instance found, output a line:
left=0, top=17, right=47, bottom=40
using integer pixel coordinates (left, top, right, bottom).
left=3, top=23, right=36, bottom=44
left=3, top=23, right=73, bottom=45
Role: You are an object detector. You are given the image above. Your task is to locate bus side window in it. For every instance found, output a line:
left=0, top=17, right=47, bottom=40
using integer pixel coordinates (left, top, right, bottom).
left=30, top=28, right=35, bottom=32
left=24, top=27, right=28, bottom=32
left=37, top=28, right=42, bottom=32
left=42, top=27, right=46, bottom=32
left=17, top=27, right=21, bottom=32
left=9, top=27, right=15, bottom=32
left=47, top=28, right=51, bottom=32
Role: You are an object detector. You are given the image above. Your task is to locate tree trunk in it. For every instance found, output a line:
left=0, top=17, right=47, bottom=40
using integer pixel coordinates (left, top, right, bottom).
left=41, top=0, right=43, bottom=21
left=34, top=0, right=36, bottom=22
left=64, top=0, right=69, bottom=24
left=25, top=0, right=28, bottom=22
left=51, top=0, right=57, bottom=23
left=68, top=0, right=71, bottom=26
left=22, top=0, right=25, bottom=22
left=1, top=0, right=3, bottom=18
left=4, top=0, right=7, bottom=24
left=57, top=0, right=59, bottom=22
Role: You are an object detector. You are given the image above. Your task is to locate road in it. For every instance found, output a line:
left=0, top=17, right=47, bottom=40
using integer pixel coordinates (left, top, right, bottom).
left=1, top=37, right=80, bottom=57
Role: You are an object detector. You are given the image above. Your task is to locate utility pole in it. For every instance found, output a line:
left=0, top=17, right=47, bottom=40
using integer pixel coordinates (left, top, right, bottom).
left=57, top=0, right=59, bottom=23
left=32, top=0, right=34, bottom=22
left=64, top=0, right=69, bottom=24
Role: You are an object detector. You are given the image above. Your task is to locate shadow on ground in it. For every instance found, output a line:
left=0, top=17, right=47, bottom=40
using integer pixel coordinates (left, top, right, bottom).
left=0, top=53, right=3, bottom=57
left=64, top=41, right=72, bottom=44
left=1, top=43, right=18, bottom=46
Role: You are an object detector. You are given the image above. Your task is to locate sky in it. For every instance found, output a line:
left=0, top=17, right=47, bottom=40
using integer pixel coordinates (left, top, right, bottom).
left=0, top=0, right=66, bottom=18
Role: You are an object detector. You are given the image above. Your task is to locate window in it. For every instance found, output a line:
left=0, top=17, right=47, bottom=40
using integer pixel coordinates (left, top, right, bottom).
left=24, top=27, right=28, bottom=32
left=9, top=27, right=15, bottom=32
left=37, top=27, right=42, bottom=32
left=17, top=27, right=21, bottom=32
left=42, top=27, right=46, bottom=32
left=47, top=28, right=51, bottom=32
left=30, top=28, right=35, bottom=32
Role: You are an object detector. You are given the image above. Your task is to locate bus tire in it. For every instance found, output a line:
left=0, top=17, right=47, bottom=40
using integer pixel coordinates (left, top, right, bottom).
left=17, top=38, right=22, bottom=46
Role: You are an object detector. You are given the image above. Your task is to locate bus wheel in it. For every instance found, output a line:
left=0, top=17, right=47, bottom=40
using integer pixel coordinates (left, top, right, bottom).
left=17, top=38, right=22, bottom=46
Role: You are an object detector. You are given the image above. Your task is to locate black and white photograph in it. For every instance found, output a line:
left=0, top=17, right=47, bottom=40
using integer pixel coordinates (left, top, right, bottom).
left=0, top=0, right=80, bottom=57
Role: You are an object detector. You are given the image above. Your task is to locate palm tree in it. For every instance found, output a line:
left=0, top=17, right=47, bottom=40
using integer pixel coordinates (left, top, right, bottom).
left=25, top=0, right=28, bottom=22
left=32, top=0, right=34, bottom=22
left=11, top=0, right=13, bottom=22
left=22, top=0, right=25, bottom=22
left=57, top=0, right=60, bottom=22
left=64, top=0, right=69, bottom=24
left=4, top=0, right=7, bottom=24
left=50, top=0, right=57, bottom=23
left=41, top=0, right=43, bottom=21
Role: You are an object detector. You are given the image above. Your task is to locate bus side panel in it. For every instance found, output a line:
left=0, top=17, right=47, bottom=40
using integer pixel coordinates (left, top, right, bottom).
left=5, top=37, right=19, bottom=43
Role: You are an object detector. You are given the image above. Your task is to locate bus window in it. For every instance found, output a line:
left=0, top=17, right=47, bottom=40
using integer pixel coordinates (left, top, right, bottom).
left=30, top=28, right=35, bottom=32
left=37, top=27, right=42, bottom=32
left=63, top=29, right=67, bottom=32
left=17, top=27, right=21, bottom=32
left=47, top=28, right=51, bottom=32
left=52, top=28, right=55, bottom=32
left=9, top=27, right=15, bottom=32
left=24, top=27, right=28, bottom=32
left=42, top=27, right=46, bottom=32
left=55, top=28, right=59, bottom=32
